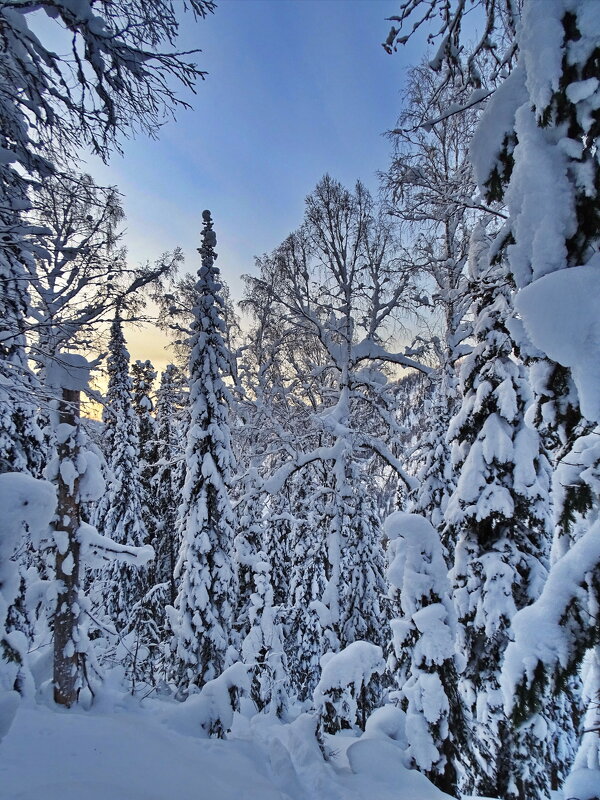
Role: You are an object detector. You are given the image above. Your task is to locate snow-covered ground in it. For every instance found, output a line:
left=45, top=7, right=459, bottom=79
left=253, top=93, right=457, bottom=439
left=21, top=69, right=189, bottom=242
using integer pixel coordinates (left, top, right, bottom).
left=0, top=697, right=452, bottom=800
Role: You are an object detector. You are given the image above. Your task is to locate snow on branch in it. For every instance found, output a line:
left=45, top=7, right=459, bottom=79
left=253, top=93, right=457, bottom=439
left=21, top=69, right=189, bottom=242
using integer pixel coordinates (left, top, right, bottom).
left=351, top=339, right=433, bottom=376
left=391, top=88, right=494, bottom=135
left=262, top=439, right=346, bottom=495
left=358, top=435, right=419, bottom=493
left=78, top=522, right=154, bottom=569
left=501, top=518, right=600, bottom=722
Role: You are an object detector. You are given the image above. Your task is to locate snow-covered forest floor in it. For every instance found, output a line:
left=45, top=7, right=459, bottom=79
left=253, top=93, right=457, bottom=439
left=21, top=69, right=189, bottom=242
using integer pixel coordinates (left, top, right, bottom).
left=3, top=698, right=595, bottom=800
left=2, top=691, right=451, bottom=800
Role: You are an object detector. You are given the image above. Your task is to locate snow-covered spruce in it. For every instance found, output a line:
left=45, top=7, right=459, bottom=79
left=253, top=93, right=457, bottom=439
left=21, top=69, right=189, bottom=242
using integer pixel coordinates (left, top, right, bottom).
left=236, top=470, right=289, bottom=715
left=151, top=364, right=187, bottom=607
left=93, top=315, right=149, bottom=630
left=131, top=359, right=158, bottom=539
left=169, top=211, right=237, bottom=693
left=284, top=468, right=331, bottom=704
left=444, top=231, right=553, bottom=800
left=313, top=641, right=384, bottom=743
left=468, top=0, right=600, bottom=783
left=385, top=511, right=471, bottom=797
left=0, top=473, right=55, bottom=706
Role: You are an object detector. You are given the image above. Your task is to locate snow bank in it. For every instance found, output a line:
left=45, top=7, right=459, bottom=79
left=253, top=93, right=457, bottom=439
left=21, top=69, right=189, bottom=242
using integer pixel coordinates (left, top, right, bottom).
left=562, top=768, right=600, bottom=800
left=0, top=700, right=454, bottom=800
left=0, top=704, right=287, bottom=800
left=515, top=260, right=600, bottom=422
left=346, top=738, right=451, bottom=800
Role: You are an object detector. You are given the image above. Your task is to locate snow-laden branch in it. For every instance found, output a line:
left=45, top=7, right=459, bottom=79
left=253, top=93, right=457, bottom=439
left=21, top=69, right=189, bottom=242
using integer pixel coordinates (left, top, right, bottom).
left=78, top=522, right=154, bottom=569
left=501, top=518, right=600, bottom=720
left=357, top=434, right=418, bottom=493
left=391, top=88, right=494, bottom=135
left=351, top=339, right=433, bottom=376
left=262, top=439, right=346, bottom=495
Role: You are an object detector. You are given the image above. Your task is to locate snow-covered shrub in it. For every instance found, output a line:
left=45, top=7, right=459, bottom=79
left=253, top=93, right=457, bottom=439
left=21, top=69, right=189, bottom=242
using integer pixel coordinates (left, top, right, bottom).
left=0, top=473, right=55, bottom=696
left=167, top=662, right=252, bottom=739
left=385, top=511, right=469, bottom=796
left=313, top=641, right=385, bottom=741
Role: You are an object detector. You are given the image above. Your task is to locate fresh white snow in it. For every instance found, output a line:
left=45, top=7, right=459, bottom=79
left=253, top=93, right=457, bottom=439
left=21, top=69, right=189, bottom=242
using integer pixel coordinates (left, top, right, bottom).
left=0, top=699, right=455, bottom=800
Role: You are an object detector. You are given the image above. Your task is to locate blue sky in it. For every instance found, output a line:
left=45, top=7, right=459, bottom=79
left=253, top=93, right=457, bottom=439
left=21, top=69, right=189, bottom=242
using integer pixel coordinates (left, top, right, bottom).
left=68, top=0, right=429, bottom=370
left=85, top=0, right=423, bottom=302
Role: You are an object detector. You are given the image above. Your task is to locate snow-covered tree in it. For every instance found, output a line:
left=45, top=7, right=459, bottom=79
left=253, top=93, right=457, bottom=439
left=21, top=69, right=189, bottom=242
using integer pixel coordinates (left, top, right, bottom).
left=444, top=239, right=553, bottom=799
left=28, top=173, right=182, bottom=370
left=445, top=0, right=600, bottom=784
left=284, top=469, right=331, bottom=704
left=339, top=463, right=388, bottom=653
left=245, top=177, right=429, bottom=662
left=170, top=211, right=237, bottom=693
left=237, top=474, right=289, bottom=715
left=383, top=62, right=483, bottom=560
left=385, top=511, right=472, bottom=796
left=0, top=0, right=215, bottom=471
left=43, top=353, right=154, bottom=706
left=93, top=315, right=148, bottom=629
left=152, top=364, right=187, bottom=606
left=131, top=359, right=158, bottom=542
left=0, top=474, right=54, bottom=703
left=313, top=641, right=385, bottom=740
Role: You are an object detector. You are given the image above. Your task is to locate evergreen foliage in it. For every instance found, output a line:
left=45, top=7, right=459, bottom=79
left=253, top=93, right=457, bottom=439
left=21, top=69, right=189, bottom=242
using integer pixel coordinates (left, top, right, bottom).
left=170, top=211, right=237, bottom=692
left=444, top=242, right=553, bottom=799
left=385, top=512, right=471, bottom=797
left=152, top=364, right=187, bottom=606
left=93, top=315, right=148, bottom=630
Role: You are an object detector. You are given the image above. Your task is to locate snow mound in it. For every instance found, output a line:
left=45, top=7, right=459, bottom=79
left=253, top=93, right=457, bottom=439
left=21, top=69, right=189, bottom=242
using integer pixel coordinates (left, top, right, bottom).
left=562, top=768, right=600, bottom=800
left=314, top=641, right=384, bottom=704
left=347, top=738, right=451, bottom=799
left=0, top=701, right=450, bottom=800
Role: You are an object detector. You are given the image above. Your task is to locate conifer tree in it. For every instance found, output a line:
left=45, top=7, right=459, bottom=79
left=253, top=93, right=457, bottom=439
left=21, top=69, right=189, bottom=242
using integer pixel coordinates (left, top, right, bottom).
left=339, top=462, right=388, bottom=652
left=385, top=512, right=472, bottom=797
left=234, top=470, right=266, bottom=642
left=444, top=244, right=553, bottom=799
left=93, top=314, right=148, bottom=629
left=170, top=211, right=236, bottom=692
left=453, top=0, right=600, bottom=782
left=131, top=359, right=158, bottom=549
left=237, top=474, right=289, bottom=715
left=152, top=364, right=186, bottom=606
left=131, top=359, right=157, bottom=476
left=262, top=492, right=293, bottom=609
left=285, top=469, right=330, bottom=704
left=0, top=149, right=43, bottom=479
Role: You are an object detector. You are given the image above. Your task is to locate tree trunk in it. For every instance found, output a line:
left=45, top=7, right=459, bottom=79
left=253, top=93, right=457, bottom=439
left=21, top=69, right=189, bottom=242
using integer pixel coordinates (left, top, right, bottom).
left=53, top=387, right=81, bottom=707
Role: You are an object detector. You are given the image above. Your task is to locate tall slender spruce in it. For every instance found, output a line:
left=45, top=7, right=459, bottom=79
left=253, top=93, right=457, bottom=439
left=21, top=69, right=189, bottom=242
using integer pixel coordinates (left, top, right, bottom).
left=444, top=239, right=553, bottom=800
left=171, top=211, right=236, bottom=692
left=93, top=314, right=148, bottom=629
